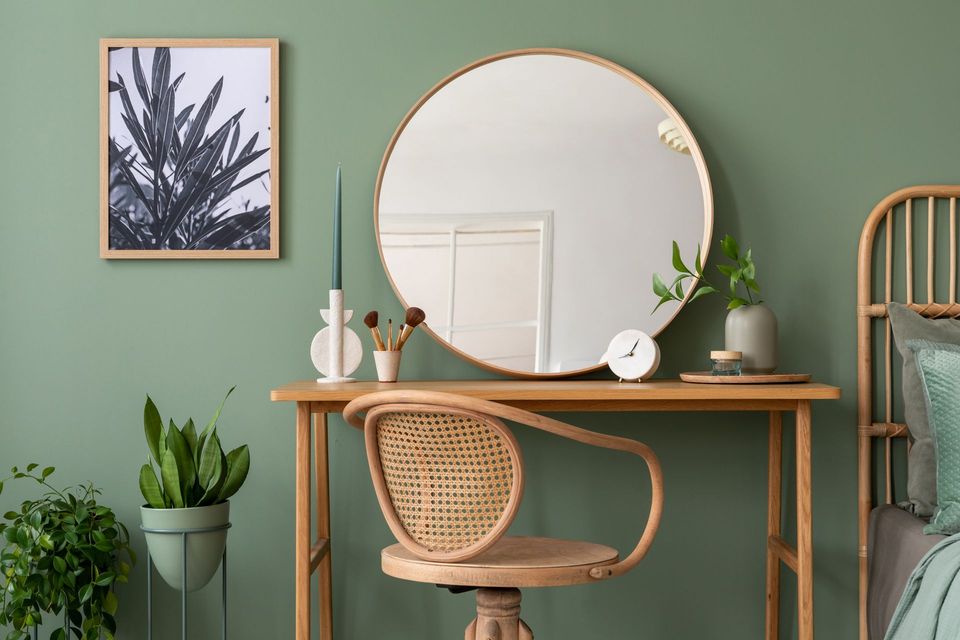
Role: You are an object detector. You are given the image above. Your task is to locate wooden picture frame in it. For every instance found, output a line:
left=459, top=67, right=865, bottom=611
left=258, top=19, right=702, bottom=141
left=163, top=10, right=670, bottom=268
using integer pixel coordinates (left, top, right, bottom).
left=100, top=38, right=279, bottom=259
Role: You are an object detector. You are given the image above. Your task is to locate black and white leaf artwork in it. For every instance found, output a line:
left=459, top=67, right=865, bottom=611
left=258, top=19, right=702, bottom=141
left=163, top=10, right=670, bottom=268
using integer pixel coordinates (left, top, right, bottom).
left=107, top=47, right=272, bottom=251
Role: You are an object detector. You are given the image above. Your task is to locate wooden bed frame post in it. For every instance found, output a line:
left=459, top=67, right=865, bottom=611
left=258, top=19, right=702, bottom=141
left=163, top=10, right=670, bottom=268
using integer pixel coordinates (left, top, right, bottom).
left=856, top=185, right=960, bottom=640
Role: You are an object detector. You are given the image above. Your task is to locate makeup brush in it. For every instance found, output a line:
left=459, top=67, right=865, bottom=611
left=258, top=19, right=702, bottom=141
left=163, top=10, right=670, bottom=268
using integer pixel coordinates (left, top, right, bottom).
left=395, top=307, right=426, bottom=350
left=387, top=319, right=393, bottom=351
left=363, top=310, right=386, bottom=351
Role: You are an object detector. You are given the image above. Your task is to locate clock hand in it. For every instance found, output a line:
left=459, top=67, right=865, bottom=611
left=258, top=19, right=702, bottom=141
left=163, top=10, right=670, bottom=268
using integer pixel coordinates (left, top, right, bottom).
left=618, top=338, right=641, bottom=358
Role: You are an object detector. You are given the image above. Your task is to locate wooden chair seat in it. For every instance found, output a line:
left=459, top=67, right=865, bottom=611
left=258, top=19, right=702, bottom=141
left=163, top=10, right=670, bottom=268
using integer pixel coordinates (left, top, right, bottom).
left=382, top=536, right=619, bottom=588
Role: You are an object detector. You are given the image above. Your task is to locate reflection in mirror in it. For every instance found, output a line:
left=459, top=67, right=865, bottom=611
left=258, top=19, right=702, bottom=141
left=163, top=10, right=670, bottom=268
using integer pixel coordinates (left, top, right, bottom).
left=377, top=51, right=712, bottom=376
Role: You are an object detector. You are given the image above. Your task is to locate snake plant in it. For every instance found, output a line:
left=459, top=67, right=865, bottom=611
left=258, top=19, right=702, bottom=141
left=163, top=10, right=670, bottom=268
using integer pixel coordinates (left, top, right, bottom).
left=138, top=387, right=250, bottom=509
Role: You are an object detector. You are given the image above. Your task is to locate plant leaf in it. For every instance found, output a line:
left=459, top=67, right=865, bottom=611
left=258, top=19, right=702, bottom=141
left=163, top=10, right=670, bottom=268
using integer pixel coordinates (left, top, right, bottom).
left=694, top=244, right=703, bottom=275
left=745, top=278, right=761, bottom=293
left=115, top=82, right=153, bottom=167
left=198, top=430, right=222, bottom=488
left=174, top=104, right=195, bottom=131
left=166, top=421, right=196, bottom=502
left=652, top=293, right=674, bottom=313
left=160, top=450, right=183, bottom=509
left=104, top=590, right=118, bottom=616
left=237, top=131, right=259, bottom=158
left=160, top=124, right=231, bottom=244
left=689, top=285, right=718, bottom=302
left=217, top=445, right=250, bottom=502
left=154, top=83, right=177, bottom=178
left=652, top=273, right=669, bottom=298
left=197, top=387, right=235, bottom=449
left=227, top=123, right=241, bottom=163
left=721, top=234, right=739, bottom=261
left=150, top=47, right=171, bottom=117
left=199, top=446, right=226, bottom=506
left=189, top=206, right=270, bottom=250
left=144, top=396, right=163, bottom=466
left=196, top=147, right=269, bottom=202
left=727, top=297, right=749, bottom=310
left=175, top=76, right=223, bottom=179
left=94, top=572, right=116, bottom=586
left=131, top=48, right=151, bottom=109
left=139, top=464, right=165, bottom=508
left=182, top=418, right=197, bottom=456
left=671, top=240, right=689, bottom=274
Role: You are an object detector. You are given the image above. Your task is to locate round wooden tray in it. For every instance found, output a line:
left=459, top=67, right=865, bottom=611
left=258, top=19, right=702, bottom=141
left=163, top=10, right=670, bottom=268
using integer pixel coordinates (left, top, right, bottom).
left=680, top=371, right=811, bottom=384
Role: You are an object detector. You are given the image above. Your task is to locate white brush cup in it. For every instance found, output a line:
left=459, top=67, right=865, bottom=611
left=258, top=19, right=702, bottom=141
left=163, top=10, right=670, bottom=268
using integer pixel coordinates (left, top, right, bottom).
left=374, top=351, right=402, bottom=382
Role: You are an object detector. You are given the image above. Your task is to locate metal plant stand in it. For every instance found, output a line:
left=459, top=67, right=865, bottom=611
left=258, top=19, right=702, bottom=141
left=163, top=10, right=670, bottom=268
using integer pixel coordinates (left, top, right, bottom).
left=141, top=523, right=231, bottom=640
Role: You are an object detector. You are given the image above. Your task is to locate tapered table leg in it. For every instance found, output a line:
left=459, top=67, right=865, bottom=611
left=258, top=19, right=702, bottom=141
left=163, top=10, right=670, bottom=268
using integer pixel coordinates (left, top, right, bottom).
left=796, top=401, right=813, bottom=640
left=766, top=411, right=782, bottom=640
left=315, top=412, right=333, bottom=640
left=296, top=403, right=312, bottom=640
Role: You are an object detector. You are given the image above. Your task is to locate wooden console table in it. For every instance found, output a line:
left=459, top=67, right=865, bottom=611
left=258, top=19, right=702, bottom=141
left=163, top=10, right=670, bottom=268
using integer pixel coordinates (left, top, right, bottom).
left=271, top=379, right=840, bottom=640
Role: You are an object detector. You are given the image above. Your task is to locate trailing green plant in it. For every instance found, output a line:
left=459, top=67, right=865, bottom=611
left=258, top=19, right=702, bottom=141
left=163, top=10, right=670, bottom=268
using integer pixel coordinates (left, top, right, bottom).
left=0, top=465, right=134, bottom=640
left=652, top=234, right=762, bottom=312
left=108, top=47, right=271, bottom=250
left=139, top=387, right=250, bottom=509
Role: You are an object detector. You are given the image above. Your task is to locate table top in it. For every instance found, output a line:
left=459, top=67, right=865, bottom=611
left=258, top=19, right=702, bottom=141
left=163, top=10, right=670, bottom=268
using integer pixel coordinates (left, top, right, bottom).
left=271, top=379, right=840, bottom=408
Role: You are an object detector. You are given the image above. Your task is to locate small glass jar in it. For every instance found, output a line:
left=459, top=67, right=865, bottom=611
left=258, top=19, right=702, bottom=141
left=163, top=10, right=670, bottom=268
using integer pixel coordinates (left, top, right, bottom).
left=710, top=350, right=742, bottom=376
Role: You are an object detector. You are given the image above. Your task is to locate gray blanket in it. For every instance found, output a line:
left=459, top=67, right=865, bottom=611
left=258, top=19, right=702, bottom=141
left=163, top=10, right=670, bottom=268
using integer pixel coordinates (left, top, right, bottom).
left=886, top=532, right=960, bottom=639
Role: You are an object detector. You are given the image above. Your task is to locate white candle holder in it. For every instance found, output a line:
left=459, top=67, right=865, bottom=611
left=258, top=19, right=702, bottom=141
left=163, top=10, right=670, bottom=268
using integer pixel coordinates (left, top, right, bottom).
left=310, top=289, right=362, bottom=383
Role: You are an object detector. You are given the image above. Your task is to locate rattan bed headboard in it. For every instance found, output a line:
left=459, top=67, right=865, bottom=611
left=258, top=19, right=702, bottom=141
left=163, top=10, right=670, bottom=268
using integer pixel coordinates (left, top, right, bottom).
left=857, top=185, right=960, bottom=639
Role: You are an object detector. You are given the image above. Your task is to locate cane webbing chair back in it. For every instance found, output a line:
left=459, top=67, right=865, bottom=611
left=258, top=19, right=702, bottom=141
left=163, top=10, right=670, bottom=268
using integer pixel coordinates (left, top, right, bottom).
left=364, top=404, right=524, bottom=562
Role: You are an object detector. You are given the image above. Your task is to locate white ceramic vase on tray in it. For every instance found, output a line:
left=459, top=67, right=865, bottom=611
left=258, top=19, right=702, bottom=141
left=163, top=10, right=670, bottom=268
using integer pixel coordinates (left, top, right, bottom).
left=725, top=304, right=778, bottom=373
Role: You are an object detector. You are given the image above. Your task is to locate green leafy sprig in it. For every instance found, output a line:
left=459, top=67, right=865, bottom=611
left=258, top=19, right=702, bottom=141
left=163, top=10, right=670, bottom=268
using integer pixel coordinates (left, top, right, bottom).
left=652, top=234, right=762, bottom=312
left=0, top=465, right=134, bottom=640
left=138, top=387, right=250, bottom=510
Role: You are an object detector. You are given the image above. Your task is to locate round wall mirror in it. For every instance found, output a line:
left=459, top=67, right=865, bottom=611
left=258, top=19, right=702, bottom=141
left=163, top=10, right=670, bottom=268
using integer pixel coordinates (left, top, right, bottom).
left=375, top=49, right=712, bottom=378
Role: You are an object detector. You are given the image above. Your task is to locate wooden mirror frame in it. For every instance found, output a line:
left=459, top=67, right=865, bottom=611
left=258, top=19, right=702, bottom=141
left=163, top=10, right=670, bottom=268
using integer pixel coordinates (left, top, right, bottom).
left=373, top=48, right=714, bottom=378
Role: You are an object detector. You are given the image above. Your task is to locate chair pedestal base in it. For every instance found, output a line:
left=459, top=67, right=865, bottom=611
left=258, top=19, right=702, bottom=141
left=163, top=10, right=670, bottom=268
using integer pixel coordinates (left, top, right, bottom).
left=465, top=588, right=533, bottom=640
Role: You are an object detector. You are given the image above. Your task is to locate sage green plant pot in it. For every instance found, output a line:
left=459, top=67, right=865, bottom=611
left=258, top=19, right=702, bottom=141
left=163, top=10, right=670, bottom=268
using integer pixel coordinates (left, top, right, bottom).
left=141, top=501, right=230, bottom=592
left=725, top=304, right=778, bottom=373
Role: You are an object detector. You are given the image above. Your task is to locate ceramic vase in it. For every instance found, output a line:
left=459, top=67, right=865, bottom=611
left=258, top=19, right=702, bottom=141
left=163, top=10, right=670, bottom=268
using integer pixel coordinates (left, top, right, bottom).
left=141, top=501, right=230, bottom=592
left=725, top=304, right=778, bottom=373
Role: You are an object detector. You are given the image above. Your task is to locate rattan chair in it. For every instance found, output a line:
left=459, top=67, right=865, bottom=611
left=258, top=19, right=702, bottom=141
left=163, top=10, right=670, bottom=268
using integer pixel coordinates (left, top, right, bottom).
left=344, top=390, right=664, bottom=639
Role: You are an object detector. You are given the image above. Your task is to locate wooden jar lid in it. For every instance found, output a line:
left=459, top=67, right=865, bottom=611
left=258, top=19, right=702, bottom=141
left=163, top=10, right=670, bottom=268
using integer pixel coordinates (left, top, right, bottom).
left=710, top=350, right=742, bottom=360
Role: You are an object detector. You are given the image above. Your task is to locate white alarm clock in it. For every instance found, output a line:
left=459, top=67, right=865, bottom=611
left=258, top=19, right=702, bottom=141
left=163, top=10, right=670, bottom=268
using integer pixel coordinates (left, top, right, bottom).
left=602, top=330, right=660, bottom=382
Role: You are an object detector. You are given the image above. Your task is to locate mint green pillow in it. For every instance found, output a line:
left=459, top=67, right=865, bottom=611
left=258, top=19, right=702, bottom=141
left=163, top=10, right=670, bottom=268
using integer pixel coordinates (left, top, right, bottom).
left=909, top=339, right=960, bottom=535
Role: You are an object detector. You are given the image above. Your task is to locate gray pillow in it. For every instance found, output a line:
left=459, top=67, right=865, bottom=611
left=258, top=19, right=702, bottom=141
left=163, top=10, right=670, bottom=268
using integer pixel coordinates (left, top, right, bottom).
left=888, top=303, right=960, bottom=516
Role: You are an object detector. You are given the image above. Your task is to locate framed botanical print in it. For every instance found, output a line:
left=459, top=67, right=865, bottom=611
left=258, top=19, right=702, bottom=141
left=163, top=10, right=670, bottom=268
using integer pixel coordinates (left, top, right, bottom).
left=100, top=39, right=279, bottom=258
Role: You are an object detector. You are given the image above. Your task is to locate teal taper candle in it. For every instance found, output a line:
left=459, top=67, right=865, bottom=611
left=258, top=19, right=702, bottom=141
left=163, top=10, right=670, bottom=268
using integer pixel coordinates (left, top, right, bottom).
left=332, top=163, right=342, bottom=289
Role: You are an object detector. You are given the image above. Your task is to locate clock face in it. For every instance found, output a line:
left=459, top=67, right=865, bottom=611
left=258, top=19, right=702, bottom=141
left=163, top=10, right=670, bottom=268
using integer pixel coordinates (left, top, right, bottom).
left=604, top=330, right=660, bottom=381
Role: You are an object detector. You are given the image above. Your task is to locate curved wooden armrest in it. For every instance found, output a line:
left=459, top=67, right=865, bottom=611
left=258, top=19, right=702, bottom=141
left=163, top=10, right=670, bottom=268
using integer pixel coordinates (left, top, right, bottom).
left=497, top=407, right=664, bottom=580
left=342, top=390, right=664, bottom=579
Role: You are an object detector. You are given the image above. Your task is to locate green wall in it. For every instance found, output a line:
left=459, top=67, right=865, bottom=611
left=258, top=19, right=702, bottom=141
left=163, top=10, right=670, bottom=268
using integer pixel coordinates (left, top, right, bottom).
left=4, top=0, right=959, bottom=637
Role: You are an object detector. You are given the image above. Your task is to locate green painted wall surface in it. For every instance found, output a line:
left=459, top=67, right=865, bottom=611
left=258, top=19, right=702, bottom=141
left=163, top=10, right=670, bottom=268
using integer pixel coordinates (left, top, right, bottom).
left=3, top=0, right=958, bottom=637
